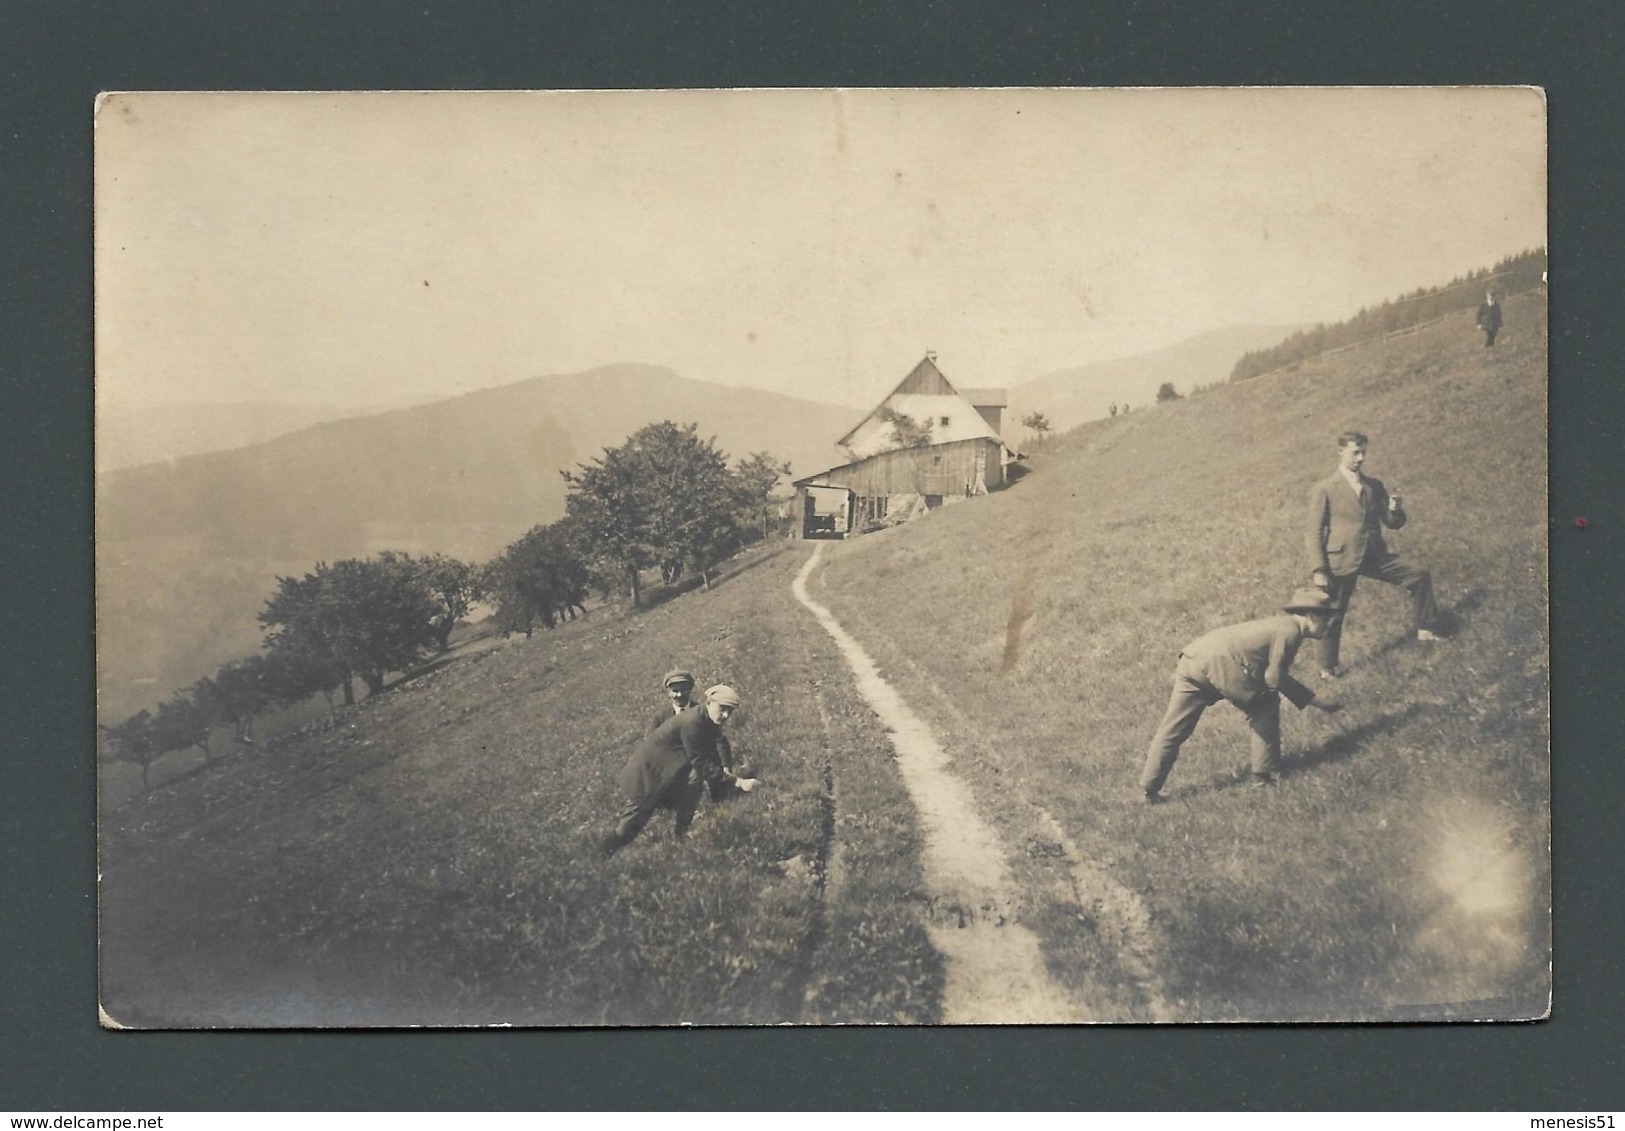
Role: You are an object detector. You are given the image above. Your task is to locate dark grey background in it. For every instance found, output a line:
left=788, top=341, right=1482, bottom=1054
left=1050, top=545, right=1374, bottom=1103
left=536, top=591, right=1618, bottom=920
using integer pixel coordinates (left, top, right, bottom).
left=3, top=0, right=1617, bottom=1111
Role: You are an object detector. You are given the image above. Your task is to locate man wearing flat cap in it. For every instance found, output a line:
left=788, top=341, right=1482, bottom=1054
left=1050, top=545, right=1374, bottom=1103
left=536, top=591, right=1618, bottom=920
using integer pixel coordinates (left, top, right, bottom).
left=652, top=669, right=700, bottom=731
left=1139, top=589, right=1344, bottom=803
left=651, top=668, right=737, bottom=795
left=602, top=684, right=761, bottom=856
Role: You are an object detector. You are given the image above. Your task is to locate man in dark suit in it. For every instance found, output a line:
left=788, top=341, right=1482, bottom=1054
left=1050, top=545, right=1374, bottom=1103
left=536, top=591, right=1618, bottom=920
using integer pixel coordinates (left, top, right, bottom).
left=1476, top=289, right=1503, bottom=347
left=602, top=684, right=760, bottom=856
left=1307, top=431, right=1441, bottom=678
left=1140, top=588, right=1343, bottom=803
left=651, top=668, right=737, bottom=791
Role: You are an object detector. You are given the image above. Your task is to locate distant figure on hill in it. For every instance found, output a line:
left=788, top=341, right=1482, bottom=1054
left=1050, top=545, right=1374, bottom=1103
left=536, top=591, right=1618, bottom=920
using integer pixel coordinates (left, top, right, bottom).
left=602, top=684, right=760, bottom=857
left=651, top=668, right=737, bottom=791
left=1139, top=588, right=1343, bottom=804
left=1476, top=289, right=1503, bottom=347
left=1306, top=431, right=1442, bottom=679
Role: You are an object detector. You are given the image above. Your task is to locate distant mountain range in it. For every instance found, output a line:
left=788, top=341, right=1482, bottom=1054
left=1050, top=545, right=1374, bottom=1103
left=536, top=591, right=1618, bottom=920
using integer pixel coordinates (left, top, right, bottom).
left=96, top=395, right=446, bottom=473
left=1007, top=324, right=1309, bottom=437
left=98, top=364, right=857, bottom=563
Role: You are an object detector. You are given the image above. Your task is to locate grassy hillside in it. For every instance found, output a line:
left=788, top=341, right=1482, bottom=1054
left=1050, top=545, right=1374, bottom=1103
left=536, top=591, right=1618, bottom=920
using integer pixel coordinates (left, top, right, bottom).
left=100, top=544, right=943, bottom=1027
left=100, top=294, right=1547, bottom=1025
left=813, top=292, right=1548, bottom=1019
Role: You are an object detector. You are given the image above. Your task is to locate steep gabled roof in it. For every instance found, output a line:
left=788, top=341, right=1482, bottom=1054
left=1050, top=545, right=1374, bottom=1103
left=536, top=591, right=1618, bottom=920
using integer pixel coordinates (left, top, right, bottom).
left=891, top=355, right=957, bottom=397
left=957, top=387, right=1007, bottom=407
left=837, top=355, right=1003, bottom=451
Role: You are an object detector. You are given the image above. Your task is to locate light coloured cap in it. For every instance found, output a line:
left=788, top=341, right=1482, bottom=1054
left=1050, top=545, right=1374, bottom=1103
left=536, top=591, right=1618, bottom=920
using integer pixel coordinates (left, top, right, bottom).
left=1283, top=587, right=1335, bottom=616
left=705, top=684, right=741, bottom=707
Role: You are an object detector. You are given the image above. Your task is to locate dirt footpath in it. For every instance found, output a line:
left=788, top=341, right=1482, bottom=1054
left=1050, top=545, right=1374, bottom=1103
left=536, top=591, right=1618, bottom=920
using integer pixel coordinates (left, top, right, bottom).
left=794, top=542, right=1113, bottom=1022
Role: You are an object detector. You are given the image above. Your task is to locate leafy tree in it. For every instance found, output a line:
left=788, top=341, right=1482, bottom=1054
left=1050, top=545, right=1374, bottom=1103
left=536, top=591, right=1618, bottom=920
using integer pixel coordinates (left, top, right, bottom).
left=261, top=639, right=349, bottom=725
left=636, top=423, right=742, bottom=590
left=152, top=691, right=218, bottom=764
left=485, top=521, right=590, bottom=637
left=548, top=514, right=593, bottom=621
left=1156, top=382, right=1182, bottom=403
left=260, top=555, right=439, bottom=702
left=103, top=710, right=159, bottom=792
left=399, top=552, right=480, bottom=653
left=732, top=451, right=793, bottom=542
left=561, top=438, right=660, bottom=608
left=876, top=406, right=933, bottom=451
left=563, top=422, right=748, bottom=604
left=1021, top=411, right=1052, bottom=450
left=207, top=656, right=273, bottom=746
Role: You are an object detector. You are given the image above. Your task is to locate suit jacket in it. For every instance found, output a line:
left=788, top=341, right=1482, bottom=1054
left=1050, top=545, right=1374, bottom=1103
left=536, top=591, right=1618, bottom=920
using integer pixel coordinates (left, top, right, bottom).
left=618, top=707, right=728, bottom=806
left=649, top=703, right=686, bottom=733
left=1477, top=300, right=1502, bottom=331
left=1306, top=470, right=1406, bottom=576
left=1180, top=615, right=1316, bottom=709
left=648, top=702, right=732, bottom=766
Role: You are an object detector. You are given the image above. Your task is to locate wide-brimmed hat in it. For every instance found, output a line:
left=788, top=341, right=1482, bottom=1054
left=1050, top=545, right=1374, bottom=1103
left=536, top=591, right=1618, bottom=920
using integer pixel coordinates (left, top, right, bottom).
left=661, top=669, right=695, bottom=689
left=1283, top=587, right=1335, bottom=616
left=705, top=684, right=741, bottom=707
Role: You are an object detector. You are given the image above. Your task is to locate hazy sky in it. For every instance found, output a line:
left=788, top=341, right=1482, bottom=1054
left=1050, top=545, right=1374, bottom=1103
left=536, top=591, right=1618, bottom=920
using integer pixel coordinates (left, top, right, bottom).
left=96, top=87, right=1545, bottom=412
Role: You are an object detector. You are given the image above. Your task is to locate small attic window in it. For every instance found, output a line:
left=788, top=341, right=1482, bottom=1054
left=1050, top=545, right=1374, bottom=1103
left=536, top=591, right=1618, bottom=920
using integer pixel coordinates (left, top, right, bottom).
left=939, top=415, right=950, bottom=426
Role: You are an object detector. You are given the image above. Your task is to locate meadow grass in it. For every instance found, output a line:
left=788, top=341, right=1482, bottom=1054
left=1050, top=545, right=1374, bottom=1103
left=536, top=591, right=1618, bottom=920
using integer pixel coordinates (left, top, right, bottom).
left=100, top=296, right=1547, bottom=1025
left=100, top=542, right=941, bottom=1026
left=813, top=295, right=1549, bottom=1019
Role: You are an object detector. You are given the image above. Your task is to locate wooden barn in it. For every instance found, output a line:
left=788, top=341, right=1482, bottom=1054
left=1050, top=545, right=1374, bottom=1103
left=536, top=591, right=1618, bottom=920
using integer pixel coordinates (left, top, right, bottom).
left=792, top=354, right=1020, bottom=538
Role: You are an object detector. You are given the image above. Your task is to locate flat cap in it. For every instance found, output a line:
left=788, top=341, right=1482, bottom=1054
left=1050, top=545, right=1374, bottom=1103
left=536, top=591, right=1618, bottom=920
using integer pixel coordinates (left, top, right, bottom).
left=705, top=684, right=741, bottom=707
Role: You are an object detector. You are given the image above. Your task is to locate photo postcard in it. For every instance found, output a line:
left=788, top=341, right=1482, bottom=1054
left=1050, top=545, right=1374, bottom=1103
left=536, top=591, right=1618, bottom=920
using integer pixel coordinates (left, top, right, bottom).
left=95, top=87, right=1548, bottom=1027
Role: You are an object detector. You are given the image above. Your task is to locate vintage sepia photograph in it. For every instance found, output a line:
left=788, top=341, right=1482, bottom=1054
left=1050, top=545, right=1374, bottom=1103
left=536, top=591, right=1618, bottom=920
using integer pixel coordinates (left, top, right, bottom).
left=95, top=87, right=1548, bottom=1027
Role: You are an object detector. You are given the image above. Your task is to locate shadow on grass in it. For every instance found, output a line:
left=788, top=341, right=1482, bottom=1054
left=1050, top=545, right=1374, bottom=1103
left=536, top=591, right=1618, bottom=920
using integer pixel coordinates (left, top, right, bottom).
left=1433, top=585, right=1490, bottom=637
left=1199, top=701, right=1432, bottom=796
left=1359, top=585, right=1486, bottom=666
left=633, top=544, right=792, bottom=613
left=638, top=574, right=707, bottom=611
left=1288, top=701, right=1431, bottom=773
left=385, top=652, right=464, bottom=692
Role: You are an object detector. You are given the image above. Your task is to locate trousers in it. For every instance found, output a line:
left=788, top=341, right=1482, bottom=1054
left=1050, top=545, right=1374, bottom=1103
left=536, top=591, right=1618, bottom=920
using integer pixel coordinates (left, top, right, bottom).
left=1318, top=551, right=1437, bottom=670
left=611, top=774, right=706, bottom=846
left=1139, top=657, right=1283, bottom=793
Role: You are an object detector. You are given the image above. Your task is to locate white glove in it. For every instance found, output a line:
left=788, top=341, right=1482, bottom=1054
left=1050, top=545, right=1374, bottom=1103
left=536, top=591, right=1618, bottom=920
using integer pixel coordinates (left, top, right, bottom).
left=733, top=777, right=762, bottom=793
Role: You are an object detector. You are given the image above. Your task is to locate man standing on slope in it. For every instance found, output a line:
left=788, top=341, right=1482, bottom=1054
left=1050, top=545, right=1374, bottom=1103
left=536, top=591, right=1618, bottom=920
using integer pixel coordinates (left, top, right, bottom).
left=1307, top=431, right=1442, bottom=679
left=1140, top=588, right=1343, bottom=803
left=602, top=684, right=761, bottom=857
left=1477, top=289, right=1503, bottom=347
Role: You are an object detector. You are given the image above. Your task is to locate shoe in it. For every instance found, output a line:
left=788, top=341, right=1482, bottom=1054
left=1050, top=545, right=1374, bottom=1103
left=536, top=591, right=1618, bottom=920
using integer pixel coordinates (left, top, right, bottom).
left=1416, top=629, right=1444, bottom=642
left=1142, top=789, right=1167, bottom=806
left=599, top=832, right=627, bottom=858
left=1251, top=772, right=1278, bottom=788
left=1319, top=667, right=1339, bottom=680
